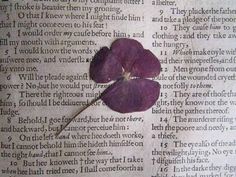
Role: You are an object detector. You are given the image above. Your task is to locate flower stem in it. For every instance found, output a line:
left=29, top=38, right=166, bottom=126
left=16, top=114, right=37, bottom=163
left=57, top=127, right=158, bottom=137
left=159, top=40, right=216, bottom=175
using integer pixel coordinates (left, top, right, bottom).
left=55, top=96, right=101, bottom=137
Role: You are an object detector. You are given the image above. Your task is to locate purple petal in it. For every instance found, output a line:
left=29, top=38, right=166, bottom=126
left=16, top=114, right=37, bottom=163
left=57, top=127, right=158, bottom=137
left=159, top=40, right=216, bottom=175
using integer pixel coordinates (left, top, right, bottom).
left=111, top=38, right=143, bottom=72
left=101, top=79, right=160, bottom=113
left=130, top=49, right=161, bottom=78
left=90, top=47, right=123, bottom=83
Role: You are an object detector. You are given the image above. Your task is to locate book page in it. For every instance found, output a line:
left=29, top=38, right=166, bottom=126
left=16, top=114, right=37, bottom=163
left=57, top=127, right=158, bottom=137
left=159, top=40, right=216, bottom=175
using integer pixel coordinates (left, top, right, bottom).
left=0, top=0, right=236, bottom=177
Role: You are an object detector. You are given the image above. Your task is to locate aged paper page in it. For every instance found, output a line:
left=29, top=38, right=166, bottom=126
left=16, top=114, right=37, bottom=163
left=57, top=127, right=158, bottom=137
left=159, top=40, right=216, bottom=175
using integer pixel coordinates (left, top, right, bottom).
left=0, top=0, right=236, bottom=177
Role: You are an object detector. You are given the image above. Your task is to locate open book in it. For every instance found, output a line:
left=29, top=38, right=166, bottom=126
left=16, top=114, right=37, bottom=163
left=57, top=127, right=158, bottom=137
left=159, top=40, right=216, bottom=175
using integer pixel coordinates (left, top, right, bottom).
left=1, top=0, right=236, bottom=176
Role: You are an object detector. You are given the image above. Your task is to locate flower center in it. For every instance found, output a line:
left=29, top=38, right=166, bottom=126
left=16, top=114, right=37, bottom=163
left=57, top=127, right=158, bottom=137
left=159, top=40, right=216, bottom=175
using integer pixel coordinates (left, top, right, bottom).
left=123, top=72, right=131, bottom=81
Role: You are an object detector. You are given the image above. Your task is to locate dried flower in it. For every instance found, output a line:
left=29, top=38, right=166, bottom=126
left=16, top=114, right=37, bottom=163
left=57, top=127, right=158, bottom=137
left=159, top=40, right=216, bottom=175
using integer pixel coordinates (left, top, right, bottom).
left=90, top=38, right=161, bottom=113
left=56, top=38, right=161, bottom=136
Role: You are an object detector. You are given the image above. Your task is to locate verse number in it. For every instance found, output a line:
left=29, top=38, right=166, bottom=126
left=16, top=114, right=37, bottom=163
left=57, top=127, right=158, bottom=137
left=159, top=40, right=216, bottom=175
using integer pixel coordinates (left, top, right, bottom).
left=160, top=92, right=167, bottom=98
left=8, top=136, right=12, bottom=142
left=7, top=117, right=11, bottom=124
left=6, top=13, right=9, bottom=20
left=5, top=50, right=9, bottom=55
left=159, top=10, right=164, bottom=15
left=160, top=167, right=168, bottom=172
left=6, top=93, right=11, bottom=99
left=10, top=161, right=17, bottom=166
left=6, top=32, right=11, bottom=38
left=160, top=117, right=168, bottom=123
left=160, top=142, right=168, bottom=148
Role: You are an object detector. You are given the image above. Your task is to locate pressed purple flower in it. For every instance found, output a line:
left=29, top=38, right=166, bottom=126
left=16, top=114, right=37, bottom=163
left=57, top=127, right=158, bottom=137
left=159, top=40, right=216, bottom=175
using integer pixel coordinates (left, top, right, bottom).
left=90, top=38, right=161, bottom=113
left=55, top=38, right=161, bottom=136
